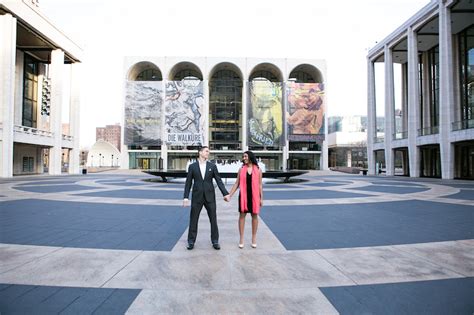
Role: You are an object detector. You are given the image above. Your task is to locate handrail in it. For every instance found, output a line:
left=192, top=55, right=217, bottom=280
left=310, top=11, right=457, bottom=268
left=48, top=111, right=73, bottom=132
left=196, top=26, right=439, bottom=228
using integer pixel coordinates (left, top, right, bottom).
left=374, top=136, right=385, bottom=143
left=393, top=131, right=408, bottom=140
left=417, top=126, right=439, bottom=136
left=14, top=125, right=54, bottom=137
left=62, top=134, right=74, bottom=141
left=452, top=119, right=474, bottom=131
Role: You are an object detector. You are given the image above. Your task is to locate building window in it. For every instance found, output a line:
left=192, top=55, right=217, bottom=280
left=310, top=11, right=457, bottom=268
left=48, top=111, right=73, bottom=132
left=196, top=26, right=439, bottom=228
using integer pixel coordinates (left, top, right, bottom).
left=173, top=69, right=202, bottom=81
left=209, top=69, right=242, bottom=150
left=22, top=157, right=34, bottom=172
left=289, top=142, right=320, bottom=151
left=418, top=53, right=424, bottom=128
left=135, top=69, right=162, bottom=81
left=288, top=70, right=315, bottom=83
left=459, top=25, right=474, bottom=124
left=249, top=70, right=279, bottom=82
left=23, top=54, right=39, bottom=127
left=428, top=46, right=439, bottom=127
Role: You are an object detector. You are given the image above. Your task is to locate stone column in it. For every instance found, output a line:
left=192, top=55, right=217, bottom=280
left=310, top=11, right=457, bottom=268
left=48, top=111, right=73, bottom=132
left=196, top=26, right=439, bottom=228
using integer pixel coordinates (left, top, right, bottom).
left=438, top=2, right=455, bottom=179
left=407, top=27, right=421, bottom=177
left=0, top=14, right=16, bottom=178
left=281, top=81, right=289, bottom=170
left=121, top=86, right=129, bottom=170
left=68, top=63, right=81, bottom=174
left=401, top=63, right=408, bottom=133
left=160, top=80, right=167, bottom=171
left=367, top=58, right=376, bottom=175
left=203, top=79, right=209, bottom=147
left=49, top=49, right=64, bottom=175
left=384, top=45, right=395, bottom=176
left=242, top=80, right=248, bottom=152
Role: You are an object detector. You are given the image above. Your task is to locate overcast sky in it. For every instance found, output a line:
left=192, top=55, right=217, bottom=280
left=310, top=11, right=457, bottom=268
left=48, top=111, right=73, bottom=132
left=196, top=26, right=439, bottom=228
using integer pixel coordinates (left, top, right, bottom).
left=39, top=0, right=428, bottom=148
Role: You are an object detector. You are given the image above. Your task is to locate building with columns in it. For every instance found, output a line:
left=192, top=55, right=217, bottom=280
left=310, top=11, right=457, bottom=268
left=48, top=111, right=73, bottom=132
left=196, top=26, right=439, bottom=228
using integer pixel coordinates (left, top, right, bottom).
left=0, top=0, right=82, bottom=177
left=122, top=57, right=328, bottom=172
left=367, top=0, right=474, bottom=179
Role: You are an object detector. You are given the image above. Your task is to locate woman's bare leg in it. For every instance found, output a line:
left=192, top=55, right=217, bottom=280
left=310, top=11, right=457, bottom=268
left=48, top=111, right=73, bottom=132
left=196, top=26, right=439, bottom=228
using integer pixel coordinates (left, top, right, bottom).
left=239, top=213, right=246, bottom=244
left=251, top=214, right=258, bottom=245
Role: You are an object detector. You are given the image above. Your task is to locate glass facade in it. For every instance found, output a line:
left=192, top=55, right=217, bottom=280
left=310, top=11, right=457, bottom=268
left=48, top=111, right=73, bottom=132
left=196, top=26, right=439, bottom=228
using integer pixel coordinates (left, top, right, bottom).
left=459, top=25, right=474, bottom=128
left=128, top=152, right=161, bottom=170
left=428, top=46, right=439, bottom=128
left=23, top=54, right=39, bottom=128
left=288, top=70, right=316, bottom=83
left=288, top=153, right=320, bottom=170
left=420, top=145, right=441, bottom=178
left=454, top=141, right=474, bottom=179
left=135, top=69, right=162, bottom=81
left=209, top=69, right=242, bottom=150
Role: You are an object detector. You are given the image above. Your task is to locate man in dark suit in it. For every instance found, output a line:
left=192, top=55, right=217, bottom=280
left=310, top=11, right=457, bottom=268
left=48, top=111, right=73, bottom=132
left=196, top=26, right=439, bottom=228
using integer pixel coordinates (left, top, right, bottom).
left=183, top=146, right=229, bottom=250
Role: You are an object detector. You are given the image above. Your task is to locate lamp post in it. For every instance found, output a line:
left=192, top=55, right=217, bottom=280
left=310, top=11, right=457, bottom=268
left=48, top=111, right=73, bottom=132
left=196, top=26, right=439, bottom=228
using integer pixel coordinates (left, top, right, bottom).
left=91, top=155, right=94, bottom=167
left=111, top=154, right=114, bottom=167
left=99, top=153, right=102, bottom=167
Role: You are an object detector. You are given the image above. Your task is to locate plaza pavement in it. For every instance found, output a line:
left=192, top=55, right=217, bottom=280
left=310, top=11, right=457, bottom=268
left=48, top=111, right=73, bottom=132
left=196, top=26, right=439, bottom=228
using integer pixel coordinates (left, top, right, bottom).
left=0, top=169, right=473, bottom=314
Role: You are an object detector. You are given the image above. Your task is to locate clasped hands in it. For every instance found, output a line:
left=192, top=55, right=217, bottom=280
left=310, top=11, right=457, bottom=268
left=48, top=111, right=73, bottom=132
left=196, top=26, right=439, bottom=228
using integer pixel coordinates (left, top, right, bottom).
left=223, top=195, right=231, bottom=202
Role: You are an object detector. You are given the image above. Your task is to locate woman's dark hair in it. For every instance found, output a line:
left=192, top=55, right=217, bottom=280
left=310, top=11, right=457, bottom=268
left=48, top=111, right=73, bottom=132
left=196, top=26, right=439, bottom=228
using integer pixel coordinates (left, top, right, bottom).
left=243, top=150, right=259, bottom=168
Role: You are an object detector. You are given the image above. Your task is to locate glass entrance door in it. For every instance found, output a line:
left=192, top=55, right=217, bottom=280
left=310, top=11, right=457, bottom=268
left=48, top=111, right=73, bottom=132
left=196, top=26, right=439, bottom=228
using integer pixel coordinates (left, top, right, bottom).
left=138, top=158, right=150, bottom=169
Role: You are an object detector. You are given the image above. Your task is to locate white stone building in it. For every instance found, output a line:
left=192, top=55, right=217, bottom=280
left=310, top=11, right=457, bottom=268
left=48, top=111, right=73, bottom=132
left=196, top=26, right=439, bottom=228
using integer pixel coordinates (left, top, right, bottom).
left=367, top=0, right=474, bottom=179
left=122, top=57, right=328, bottom=171
left=0, top=0, right=82, bottom=177
left=328, top=116, right=368, bottom=169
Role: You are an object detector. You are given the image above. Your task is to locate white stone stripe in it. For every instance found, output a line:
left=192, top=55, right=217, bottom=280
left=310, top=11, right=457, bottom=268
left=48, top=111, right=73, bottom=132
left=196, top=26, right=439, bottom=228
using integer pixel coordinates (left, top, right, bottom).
left=0, top=239, right=471, bottom=290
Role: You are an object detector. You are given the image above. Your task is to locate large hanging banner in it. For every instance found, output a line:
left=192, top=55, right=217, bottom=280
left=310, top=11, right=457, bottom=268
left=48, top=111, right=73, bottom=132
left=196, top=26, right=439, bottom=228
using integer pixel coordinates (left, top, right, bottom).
left=286, top=82, right=325, bottom=142
left=124, top=81, right=162, bottom=146
left=165, top=80, right=205, bottom=145
left=248, top=81, right=284, bottom=146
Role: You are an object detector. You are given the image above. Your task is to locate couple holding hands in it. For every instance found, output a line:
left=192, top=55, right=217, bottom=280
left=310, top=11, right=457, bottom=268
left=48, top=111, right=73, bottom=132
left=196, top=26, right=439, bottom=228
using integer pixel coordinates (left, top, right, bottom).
left=183, top=147, right=262, bottom=250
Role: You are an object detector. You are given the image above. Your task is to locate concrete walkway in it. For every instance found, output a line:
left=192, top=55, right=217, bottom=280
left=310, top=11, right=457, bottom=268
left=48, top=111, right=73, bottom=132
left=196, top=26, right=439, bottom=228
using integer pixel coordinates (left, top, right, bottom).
left=0, top=172, right=473, bottom=314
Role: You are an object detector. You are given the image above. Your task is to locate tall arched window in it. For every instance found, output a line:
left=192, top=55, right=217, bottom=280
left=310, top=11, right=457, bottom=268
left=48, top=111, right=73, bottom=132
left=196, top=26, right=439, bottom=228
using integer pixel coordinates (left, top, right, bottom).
left=127, top=62, right=162, bottom=81
left=169, top=62, right=203, bottom=81
left=209, top=64, right=243, bottom=150
left=288, top=64, right=323, bottom=83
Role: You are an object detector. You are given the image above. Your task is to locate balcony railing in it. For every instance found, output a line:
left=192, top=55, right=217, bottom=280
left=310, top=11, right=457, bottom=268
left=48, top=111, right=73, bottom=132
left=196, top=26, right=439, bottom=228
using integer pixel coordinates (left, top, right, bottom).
left=374, top=136, right=385, bottom=143
left=418, top=126, right=439, bottom=136
left=393, top=131, right=408, bottom=140
left=452, top=119, right=474, bottom=131
left=62, top=134, right=74, bottom=141
left=14, top=125, right=54, bottom=137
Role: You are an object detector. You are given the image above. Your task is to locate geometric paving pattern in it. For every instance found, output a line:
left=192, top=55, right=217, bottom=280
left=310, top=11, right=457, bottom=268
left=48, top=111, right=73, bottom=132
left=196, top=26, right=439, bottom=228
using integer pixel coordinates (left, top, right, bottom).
left=0, top=171, right=473, bottom=314
left=0, top=283, right=140, bottom=314
left=0, top=199, right=188, bottom=250
left=261, top=200, right=474, bottom=249
left=320, top=277, right=474, bottom=315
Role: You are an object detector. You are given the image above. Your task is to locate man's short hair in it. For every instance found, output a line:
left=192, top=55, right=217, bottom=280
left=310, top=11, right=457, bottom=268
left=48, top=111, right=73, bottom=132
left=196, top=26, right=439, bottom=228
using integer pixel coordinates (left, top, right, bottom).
left=198, top=146, right=209, bottom=154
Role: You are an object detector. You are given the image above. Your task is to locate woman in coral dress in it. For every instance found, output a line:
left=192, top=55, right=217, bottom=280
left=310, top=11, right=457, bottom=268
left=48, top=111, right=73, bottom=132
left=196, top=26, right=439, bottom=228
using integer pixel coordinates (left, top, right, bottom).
left=227, top=151, right=263, bottom=249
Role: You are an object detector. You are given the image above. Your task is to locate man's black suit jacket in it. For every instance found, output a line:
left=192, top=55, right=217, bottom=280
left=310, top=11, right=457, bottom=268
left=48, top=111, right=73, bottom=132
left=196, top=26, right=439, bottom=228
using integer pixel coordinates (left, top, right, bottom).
left=184, top=161, right=229, bottom=204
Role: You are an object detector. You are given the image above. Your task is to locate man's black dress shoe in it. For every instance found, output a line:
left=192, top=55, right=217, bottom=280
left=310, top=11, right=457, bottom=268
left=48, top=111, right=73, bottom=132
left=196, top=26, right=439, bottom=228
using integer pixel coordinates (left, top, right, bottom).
left=212, top=243, right=220, bottom=250
left=187, top=243, right=194, bottom=250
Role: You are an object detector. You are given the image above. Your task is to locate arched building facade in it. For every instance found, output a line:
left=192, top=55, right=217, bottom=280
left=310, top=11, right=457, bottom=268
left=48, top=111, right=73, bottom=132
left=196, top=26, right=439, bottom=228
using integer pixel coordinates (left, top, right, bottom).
left=122, top=57, right=327, bottom=171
